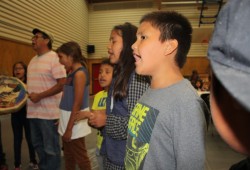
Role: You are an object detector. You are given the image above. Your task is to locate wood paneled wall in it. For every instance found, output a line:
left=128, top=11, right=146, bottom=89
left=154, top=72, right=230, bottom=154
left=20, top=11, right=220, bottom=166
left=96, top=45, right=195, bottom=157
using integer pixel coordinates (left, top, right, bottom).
left=181, top=57, right=210, bottom=76
left=0, top=38, right=35, bottom=76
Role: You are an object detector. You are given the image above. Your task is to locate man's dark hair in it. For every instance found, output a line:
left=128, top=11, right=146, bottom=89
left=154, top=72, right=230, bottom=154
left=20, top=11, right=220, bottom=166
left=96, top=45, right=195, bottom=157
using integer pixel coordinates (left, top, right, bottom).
left=41, top=33, right=52, bottom=50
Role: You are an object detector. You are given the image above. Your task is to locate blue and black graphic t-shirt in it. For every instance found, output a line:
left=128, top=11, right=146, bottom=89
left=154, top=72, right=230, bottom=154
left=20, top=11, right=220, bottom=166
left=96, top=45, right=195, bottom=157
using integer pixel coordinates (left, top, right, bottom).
left=125, top=102, right=159, bottom=170
left=125, top=79, right=207, bottom=170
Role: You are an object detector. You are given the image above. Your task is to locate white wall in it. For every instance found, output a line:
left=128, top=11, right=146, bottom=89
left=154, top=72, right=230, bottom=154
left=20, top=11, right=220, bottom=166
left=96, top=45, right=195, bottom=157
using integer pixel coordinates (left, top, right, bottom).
left=88, top=2, right=219, bottom=58
left=0, top=0, right=89, bottom=56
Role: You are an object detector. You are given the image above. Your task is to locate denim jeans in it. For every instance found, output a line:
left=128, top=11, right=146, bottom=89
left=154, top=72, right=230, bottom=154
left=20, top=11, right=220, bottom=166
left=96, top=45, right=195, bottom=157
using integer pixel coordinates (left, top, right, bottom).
left=29, top=119, right=61, bottom=170
left=11, top=106, right=37, bottom=167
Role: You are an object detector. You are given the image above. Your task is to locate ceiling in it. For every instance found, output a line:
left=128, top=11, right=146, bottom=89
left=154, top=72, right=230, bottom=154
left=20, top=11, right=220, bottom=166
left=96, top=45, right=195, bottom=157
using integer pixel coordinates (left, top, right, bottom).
left=87, top=0, right=226, bottom=10
left=87, top=0, right=197, bottom=10
left=87, top=0, right=204, bottom=3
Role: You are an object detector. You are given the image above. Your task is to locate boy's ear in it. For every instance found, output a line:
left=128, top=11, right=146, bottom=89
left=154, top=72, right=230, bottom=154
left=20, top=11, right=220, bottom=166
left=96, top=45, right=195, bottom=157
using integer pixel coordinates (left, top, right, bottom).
left=164, top=39, right=178, bottom=56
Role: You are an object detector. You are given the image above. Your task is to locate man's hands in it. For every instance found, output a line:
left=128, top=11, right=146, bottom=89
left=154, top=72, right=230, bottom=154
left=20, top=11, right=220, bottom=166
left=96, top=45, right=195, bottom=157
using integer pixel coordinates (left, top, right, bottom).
left=28, top=92, right=42, bottom=103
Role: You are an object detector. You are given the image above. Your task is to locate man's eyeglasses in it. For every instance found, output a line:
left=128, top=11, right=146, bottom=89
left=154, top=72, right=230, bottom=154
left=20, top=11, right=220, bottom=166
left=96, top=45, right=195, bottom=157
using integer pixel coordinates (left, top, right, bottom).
left=31, top=35, right=44, bottom=40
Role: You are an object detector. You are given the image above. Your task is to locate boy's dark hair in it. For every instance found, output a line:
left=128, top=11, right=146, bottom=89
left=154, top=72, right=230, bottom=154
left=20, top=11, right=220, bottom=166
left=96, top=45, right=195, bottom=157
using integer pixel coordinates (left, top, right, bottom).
left=12, top=61, right=27, bottom=83
left=101, top=58, right=114, bottom=68
left=140, top=11, right=192, bottom=68
left=56, top=41, right=87, bottom=69
left=112, top=22, right=137, bottom=101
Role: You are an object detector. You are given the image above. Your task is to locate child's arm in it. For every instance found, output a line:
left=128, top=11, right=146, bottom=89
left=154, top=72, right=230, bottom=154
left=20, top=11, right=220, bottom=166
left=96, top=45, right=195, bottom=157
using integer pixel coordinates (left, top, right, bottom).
left=75, top=110, right=93, bottom=122
left=63, top=71, right=86, bottom=142
left=75, top=90, right=102, bottom=122
left=75, top=109, right=106, bottom=128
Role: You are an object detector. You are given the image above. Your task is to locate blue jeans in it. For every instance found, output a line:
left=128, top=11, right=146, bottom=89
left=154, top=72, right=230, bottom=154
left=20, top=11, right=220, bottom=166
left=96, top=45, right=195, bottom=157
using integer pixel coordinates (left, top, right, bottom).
left=29, top=119, right=61, bottom=170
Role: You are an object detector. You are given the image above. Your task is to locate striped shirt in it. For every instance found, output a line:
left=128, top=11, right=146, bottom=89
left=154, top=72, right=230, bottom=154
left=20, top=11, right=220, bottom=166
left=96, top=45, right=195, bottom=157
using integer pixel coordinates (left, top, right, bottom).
left=27, top=51, right=66, bottom=119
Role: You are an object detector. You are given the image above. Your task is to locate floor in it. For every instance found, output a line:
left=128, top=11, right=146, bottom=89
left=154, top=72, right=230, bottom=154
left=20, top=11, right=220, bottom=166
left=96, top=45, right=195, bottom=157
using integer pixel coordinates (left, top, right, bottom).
left=0, top=114, right=246, bottom=170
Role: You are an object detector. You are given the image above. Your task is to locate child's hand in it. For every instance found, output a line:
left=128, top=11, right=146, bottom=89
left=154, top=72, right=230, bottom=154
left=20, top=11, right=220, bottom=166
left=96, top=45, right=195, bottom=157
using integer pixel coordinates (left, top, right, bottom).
left=63, top=129, right=72, bottom=142
left=75, top=111, right=93, bottom=122
left=88, top=110, right=106, bottom=128
left=54, top=119, right=59, bottom=126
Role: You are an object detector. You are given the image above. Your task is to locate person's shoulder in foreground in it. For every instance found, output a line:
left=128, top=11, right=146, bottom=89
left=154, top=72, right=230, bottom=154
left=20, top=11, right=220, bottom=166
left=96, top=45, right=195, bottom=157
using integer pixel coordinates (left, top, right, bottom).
left=125, top=11, right=206, bottom=170
left=208, top=0, right=250, bottom=155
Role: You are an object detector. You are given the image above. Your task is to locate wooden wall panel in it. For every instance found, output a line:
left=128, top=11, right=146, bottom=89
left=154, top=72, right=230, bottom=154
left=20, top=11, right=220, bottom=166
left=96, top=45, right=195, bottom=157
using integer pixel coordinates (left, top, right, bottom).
left=181, top=57, right=210, bottom=76
left=0, top=38, right=35, bottom=76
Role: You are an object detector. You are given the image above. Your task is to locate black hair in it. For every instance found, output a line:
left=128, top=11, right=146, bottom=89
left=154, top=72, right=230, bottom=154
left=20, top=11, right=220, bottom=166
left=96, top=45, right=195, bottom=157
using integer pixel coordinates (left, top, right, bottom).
left=112, top=22, right=137, bottom=101
left=56, top=41, right=88, bottom=69
left=195, top=79, right=203, bottom=89
left=140, top=11, right=192, bottom=68
left=12, top=61, right=27, bottom=83
left=101, top=58, right=114, bottom=68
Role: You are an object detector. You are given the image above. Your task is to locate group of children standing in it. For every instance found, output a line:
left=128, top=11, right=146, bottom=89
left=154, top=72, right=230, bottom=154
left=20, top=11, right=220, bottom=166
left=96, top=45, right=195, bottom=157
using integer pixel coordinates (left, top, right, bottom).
left=60, top=11, right=207, bottom=170
left=57, top=22, right=150, bottom=170
left=9, top=10, right=208, bottom=170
